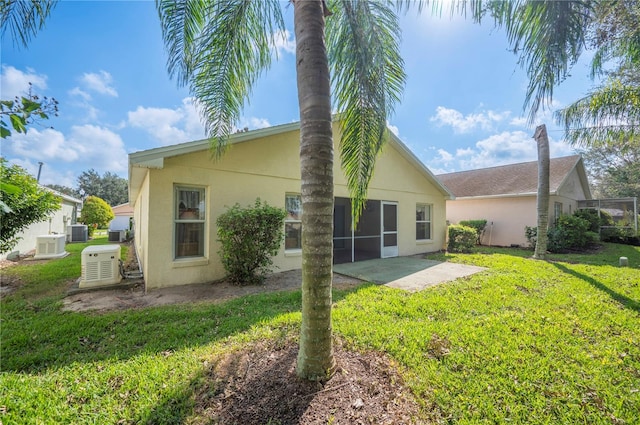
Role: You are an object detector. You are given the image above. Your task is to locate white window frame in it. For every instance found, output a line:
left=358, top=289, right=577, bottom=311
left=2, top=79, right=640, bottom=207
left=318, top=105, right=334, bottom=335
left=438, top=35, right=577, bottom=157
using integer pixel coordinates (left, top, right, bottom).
left=285, top=194, right=302, bottom=251
left=416, top=203, right=432, bottom=241
left=174, top=185, right=206, bottom=259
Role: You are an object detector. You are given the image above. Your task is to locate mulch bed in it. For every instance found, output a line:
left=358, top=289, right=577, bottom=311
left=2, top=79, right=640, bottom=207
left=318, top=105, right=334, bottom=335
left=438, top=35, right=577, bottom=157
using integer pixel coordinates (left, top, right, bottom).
left=193, top=339, right=432, bottom=424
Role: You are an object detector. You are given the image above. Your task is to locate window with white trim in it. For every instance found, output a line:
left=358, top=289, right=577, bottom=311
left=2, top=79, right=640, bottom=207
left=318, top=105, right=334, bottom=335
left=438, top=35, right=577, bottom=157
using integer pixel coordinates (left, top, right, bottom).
left=175, top=185, right=206, bottom=258
left=285, top=194, right=302, bottom=250
left=416, top=204, right=432, bottom=240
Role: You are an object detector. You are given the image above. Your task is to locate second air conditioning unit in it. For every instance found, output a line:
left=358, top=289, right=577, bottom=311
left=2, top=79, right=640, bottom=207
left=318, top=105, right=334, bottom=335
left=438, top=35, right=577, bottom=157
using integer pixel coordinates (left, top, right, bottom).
left=34, top=235, right=68, bottom=259
left=79, top=245, right=122, bottom=288
left=67, top=224, right=88, bottom=242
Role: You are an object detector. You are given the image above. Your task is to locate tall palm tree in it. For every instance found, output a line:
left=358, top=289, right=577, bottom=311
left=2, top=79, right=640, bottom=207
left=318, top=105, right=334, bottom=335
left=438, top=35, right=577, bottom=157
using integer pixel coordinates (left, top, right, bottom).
left=157, top=0, right=405, bottom=381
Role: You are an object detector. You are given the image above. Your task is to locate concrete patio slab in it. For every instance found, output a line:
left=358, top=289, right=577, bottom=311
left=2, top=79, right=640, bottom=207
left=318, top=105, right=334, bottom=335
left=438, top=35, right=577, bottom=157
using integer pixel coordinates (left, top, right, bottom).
left=385, top=262, right=486, bottom=292
left=333, top=256, right=486, bottom=292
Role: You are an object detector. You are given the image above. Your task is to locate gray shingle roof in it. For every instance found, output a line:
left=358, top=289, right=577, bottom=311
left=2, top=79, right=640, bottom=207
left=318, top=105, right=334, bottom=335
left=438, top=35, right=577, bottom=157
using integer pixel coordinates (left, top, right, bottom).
left=436, top=155, right=582, bottom=198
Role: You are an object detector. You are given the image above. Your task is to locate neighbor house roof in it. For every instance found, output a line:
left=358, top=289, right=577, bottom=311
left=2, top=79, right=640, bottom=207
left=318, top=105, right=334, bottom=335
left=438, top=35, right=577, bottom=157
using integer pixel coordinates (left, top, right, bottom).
left=129, top=121, right=454, bottom=203
left=111, top=203, right=134, bottom=216
left=436, top=155, right=592, bottom=199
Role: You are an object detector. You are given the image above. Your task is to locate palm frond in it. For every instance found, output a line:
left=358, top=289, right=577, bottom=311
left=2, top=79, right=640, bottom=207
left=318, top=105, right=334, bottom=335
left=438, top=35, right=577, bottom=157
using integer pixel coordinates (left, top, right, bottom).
left=0, top=0, right=57, bottom=47
left=157, top=0, right=284, bottom=155
left=501, top=0, right=594, bottom=124
left=327, top=0, right=406, bottom=222
left=555, top=82, right=640, bottom=147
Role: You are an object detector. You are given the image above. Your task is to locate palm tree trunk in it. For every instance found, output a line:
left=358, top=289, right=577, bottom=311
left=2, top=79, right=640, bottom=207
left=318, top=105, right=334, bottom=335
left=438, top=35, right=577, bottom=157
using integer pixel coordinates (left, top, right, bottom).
left=533, top=124, right=550, bottom=259
left=294, top=0, right=336, bottom=381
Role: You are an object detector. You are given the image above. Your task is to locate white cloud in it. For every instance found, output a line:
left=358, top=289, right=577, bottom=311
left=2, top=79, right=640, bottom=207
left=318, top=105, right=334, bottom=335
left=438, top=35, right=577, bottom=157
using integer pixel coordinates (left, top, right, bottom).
left=426, top=130, right=576, bottom=172
left=387, top=122, right=400, bottom=137
left=127, top=97, right=206, bottom=145
left=80, top=70, right=118, bottom=97
left=0, top=65, right=48, bottom=99
left=237, top=116, right=271, bottom=131
left=4, top=125, right=128, bottom=175
left=272, top=29, right=296, bottom=57
left=430, top=106, right=511, bottom=134
left=8, top=157, right=77, bottom=187
left=509, top=116, right=528, bottom=127
left=68, top=86, right=92, bottom=101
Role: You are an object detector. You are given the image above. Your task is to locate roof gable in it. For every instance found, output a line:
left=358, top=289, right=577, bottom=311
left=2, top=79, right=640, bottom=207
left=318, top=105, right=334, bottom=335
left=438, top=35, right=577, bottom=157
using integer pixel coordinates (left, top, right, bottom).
left=437, top=155, right=591, bottom=199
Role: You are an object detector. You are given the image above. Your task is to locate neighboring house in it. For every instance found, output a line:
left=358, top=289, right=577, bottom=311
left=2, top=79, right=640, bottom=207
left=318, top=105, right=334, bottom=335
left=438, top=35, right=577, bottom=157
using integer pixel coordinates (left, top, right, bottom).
left=129, top=121, right=453, bottom=289
left=109, top=203, right=134, bottom=232
left=1, top=189, right=83, bottom=260
left=437, top=155, right=592, bottom=247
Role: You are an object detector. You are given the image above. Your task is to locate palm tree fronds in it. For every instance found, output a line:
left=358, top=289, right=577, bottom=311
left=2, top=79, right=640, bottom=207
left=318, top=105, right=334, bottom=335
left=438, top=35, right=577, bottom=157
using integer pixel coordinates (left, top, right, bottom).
left=327, top=0, right=406, bottom=222
left=501, top=0, right=594, bottom=124
left=157, top=0, right=284, bottom=155
left=0, top=0, right=57, bottom=47
left=555, top=82, right=640, bottom=147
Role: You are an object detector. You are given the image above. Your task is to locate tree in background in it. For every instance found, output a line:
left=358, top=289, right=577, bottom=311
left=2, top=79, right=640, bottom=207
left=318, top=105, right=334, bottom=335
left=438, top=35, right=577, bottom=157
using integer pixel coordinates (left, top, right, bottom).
left=0, top=158, right=60, bottom=253
left=77, top=169, right=128, bottom=206
left=581, top=139, right=640, bottom=199
left=78, top=196, right=114, bottom=235
left=45, top=184, right=82, bottom=199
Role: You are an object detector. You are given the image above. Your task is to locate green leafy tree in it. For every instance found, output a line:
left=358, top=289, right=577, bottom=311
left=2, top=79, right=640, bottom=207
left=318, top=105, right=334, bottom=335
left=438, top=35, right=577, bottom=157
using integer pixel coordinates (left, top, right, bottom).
left=580, top=139, right=640, bottom=199
left=0, top=158, right=60, bottom=253
left=157, top=0, right=405, bottom=380
left=79, top=196, right=114, bottom=232
left=77, top=169, right=128, bottom=206
left=0, top=84, right=59, bottom=139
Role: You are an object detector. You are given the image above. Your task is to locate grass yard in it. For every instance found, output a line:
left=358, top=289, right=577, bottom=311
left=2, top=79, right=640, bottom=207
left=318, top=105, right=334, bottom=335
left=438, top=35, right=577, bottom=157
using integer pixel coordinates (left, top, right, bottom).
left=1, top=238, right=639, bottom=424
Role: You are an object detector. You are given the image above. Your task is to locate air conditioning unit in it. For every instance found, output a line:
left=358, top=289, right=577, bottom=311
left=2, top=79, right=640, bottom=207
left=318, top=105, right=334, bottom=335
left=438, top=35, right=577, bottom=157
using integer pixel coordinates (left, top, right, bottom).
left=79, top=245, right=122, bottom=288
left=34, top=235, right=68, bottom=259
left=67, top=224, right=88, bottom=242
left=108, top=230, right=126, bottom=242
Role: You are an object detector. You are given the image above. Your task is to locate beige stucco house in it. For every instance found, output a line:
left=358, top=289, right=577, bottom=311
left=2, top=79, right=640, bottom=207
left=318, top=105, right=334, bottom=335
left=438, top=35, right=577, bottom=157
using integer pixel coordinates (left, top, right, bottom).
left=437, top=155, right=592, bottom=247
left=129, top=121, right=453, bottom=289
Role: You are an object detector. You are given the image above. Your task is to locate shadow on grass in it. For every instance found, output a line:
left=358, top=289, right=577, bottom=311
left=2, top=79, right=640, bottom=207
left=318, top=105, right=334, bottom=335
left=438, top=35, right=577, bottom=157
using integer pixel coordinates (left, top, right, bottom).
left=1, top=286, right=363, bottom=374
left=552, top=262, right=640, bottom=313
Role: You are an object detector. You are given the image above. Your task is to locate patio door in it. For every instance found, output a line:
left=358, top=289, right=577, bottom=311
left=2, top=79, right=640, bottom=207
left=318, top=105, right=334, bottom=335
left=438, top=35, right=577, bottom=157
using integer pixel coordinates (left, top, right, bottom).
left=381, top=202, right=398, bottom=258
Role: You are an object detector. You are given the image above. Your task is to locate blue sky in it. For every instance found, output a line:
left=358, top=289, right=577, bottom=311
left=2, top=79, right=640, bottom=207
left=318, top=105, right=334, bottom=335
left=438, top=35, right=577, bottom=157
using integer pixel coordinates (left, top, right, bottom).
left=1, top=1, right=596, bottom=189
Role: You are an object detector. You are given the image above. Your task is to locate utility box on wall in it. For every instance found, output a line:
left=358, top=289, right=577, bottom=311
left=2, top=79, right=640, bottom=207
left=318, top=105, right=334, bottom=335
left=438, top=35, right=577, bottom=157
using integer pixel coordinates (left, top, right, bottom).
left=79, top=245, right=122, bottom=288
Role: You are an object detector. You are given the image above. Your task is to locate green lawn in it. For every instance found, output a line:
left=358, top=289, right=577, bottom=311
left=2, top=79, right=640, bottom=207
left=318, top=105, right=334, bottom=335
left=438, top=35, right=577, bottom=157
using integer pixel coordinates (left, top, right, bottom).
left=1, top=238, right=639, bottom=424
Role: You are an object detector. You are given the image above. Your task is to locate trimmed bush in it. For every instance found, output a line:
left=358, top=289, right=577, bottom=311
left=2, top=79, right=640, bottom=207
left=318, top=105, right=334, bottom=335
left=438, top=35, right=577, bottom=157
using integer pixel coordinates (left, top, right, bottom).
left=448, top=224, right=477, bottom=253
left=216, top=199, right=286, bottom=285
left=525, top=226, right=537, bottom=248
left=459, top=219, right=488, bottom=245
left=547, top=215, right=591, bottom=252
left=79, top=196, right=114, bottom=237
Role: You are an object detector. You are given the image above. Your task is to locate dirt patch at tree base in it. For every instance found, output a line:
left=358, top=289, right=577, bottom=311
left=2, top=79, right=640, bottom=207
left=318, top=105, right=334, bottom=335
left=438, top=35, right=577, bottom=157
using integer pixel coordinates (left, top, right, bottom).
left=192, top=339, right=432, bottom=424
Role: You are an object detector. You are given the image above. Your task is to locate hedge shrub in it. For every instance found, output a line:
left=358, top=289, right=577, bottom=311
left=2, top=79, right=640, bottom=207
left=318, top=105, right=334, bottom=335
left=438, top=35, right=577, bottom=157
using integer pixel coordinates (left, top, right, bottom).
left=448, top=224, right=477, bottom=253
left=459, top=219, right=488, bottom=245
left=216, top=199, right=286, bottom=285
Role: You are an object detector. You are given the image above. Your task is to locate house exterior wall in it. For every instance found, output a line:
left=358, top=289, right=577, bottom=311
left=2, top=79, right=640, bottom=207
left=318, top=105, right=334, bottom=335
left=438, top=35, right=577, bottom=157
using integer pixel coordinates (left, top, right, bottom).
left=1, top=198, right=79, bottom=259
left=446, top=196, right=537, bottom=247
left=133, top=171, right=150, bottom=278
left=135, top=125, right=447, bottom=289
